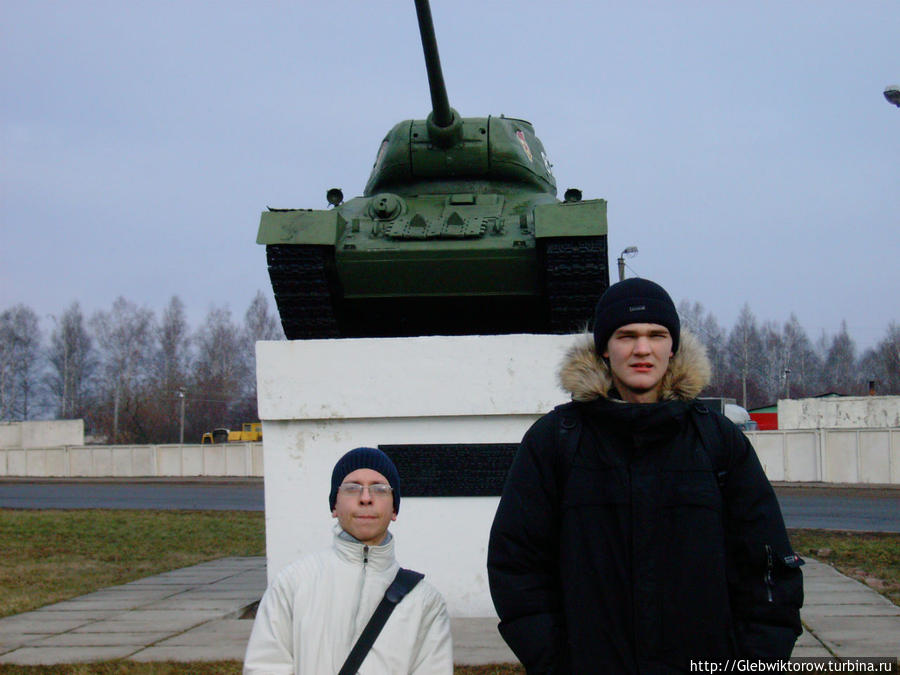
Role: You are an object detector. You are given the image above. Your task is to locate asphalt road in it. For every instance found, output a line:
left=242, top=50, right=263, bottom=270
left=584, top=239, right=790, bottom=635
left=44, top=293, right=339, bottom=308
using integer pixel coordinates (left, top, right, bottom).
left=0, top=480, right=897, bottom=532
left=0, top=480, right=265, bottom=511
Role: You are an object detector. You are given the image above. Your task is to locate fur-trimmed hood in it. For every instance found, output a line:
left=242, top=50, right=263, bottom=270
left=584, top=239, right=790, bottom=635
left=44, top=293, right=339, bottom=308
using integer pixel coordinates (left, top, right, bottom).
left=558, top=329, right=711, bottom=402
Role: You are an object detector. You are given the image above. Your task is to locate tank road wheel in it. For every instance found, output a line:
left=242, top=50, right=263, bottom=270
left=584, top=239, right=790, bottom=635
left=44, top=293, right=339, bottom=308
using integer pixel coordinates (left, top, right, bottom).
left=266, top=244, right=341, bottom=339
left=541, top=236, right=610, bottom=334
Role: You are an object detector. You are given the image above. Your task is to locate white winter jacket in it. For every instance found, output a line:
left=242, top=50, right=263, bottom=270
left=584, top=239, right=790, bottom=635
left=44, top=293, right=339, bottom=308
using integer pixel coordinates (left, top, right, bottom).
left=243, top=528, right=453, bottom=674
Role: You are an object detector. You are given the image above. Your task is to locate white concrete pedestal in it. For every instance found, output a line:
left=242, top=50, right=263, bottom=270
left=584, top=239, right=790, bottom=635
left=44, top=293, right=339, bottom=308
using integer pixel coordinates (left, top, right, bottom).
left=256, top=333, right=576, bottom=617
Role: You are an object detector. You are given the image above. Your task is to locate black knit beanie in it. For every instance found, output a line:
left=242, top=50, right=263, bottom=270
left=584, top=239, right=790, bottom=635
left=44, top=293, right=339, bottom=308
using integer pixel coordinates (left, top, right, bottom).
left=593, top=278, right=680, bottom=357
left=329, top=447, right=401, bottom=514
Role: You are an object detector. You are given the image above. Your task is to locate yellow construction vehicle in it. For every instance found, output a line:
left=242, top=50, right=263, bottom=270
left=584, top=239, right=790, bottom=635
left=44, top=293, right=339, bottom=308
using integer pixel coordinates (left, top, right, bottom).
left=200, top=422, right=262, bottom=444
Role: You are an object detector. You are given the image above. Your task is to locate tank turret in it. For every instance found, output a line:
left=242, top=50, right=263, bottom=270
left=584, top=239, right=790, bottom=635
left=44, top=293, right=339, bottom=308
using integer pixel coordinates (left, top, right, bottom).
left=258, top=0, right=609, bottom=339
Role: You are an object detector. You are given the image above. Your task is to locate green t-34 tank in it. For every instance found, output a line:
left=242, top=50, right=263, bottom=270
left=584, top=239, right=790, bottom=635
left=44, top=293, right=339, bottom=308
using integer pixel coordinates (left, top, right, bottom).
left=258, top=0, right=609, bottom=339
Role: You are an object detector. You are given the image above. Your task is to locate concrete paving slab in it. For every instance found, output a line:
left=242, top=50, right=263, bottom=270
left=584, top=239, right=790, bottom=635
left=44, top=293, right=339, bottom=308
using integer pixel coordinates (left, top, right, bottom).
left=806, top=615, right=900, bottom=637
left=0, top=645, right=136, bottom=665
left=73, top=612, right=224, bottom=634
left=799, top=561, right=900, bottom=660
left=0, top=617, right=91, bottom=634
left=31, top=599, right=152, bottom=612
left=450, top=618, right=517, bottom=666
left=791, top=645, right=833, bottom=657
left=804, top=591, right=889, bottom=605
left=60, top=590, right=182, bottom=602
left=11, top=609, right=116, bottom=622
left=0, top=634, right=44, bottom=651
left=802, top=603, right=900, bottom=617
left=129, top=644, right=248, bottom=662
left=28, top=631, right=170, bottom=647
left=142, top=598, right=250, bottom=612
left=176, top=589, right=261, bottom=599
left=0, top=554, right=896, bottom=666
left=107, top=582, right=196, bottom=592
left=155, top=619, right=252, bottom=645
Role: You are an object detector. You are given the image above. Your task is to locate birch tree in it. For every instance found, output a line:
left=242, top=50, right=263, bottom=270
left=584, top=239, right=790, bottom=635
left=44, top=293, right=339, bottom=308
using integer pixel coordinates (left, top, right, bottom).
left=152, top=296, right=192, bottom=442
left=91, top=298, right=155, bottom=442
left=726, top=304, right=765, bottom=408
left=46, top=302, right=96, bottom=420
left=0, top=305, right=43, bottom=420
left=822, top=321, right=858, bottom=395
left=190, top=305, right=250, bottom=441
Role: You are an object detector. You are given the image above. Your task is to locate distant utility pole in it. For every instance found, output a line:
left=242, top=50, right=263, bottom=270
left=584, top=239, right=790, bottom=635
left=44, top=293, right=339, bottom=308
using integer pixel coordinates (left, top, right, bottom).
left=112, top=384, right=120, bottom=445
left=783, top=368, right=791, bottom=399
left=177, top=389, right=186, bottom=445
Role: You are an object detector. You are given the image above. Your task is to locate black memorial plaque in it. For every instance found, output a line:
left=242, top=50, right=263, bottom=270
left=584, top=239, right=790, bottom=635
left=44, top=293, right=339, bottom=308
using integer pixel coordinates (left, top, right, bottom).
left=379, top=443, right=518, bottom=497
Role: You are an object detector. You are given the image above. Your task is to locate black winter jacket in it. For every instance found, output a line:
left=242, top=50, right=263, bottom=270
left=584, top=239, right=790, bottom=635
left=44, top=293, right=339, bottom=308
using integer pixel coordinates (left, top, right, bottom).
left=487, top=332, right=803, bottom=674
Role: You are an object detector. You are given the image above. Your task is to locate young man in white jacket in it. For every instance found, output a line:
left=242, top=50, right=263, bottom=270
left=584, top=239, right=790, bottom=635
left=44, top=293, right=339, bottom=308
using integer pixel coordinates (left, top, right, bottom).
left=244, top=447, right=453, bottom=674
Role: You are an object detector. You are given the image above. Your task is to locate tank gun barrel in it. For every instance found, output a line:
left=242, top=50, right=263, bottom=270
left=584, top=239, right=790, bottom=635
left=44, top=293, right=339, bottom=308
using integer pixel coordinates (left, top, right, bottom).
left=414, top=0, right=454, bottom=129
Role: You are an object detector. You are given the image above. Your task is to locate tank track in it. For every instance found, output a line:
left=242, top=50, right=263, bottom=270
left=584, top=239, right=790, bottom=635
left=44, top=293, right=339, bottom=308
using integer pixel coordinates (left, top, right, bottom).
left=266, top=244, right=341, bottom=340
left=268, top=238, right=608, bottom=339
left=542, top=236, right=609, bottom=333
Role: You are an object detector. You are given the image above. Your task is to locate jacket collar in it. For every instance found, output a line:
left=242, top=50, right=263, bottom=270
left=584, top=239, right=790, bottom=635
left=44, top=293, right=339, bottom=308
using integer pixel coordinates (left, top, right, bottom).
left=332, top=525, right=397, bottom=573
left=558, top=329, right=711, bottom=403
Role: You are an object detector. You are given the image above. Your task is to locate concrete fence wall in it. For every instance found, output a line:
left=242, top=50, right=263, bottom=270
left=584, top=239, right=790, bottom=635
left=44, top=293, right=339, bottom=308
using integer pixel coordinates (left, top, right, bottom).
left=0, top=419, right=84, bottom=449
left=0, top=432, right=897, bottom=483
left=0, top=443, right=263, bottom=478
left=748, top=428, right=900, bottom=483
left=778, top=396, right=900, bottom=429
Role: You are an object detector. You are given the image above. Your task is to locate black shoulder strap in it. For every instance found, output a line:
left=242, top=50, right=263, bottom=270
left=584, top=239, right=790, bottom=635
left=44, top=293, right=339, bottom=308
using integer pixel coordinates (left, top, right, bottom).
left=556, top=402, right=584, bottom=491
left=690, top=402, right=730, bottom=490
left=338, top=567, right=424, bottom=675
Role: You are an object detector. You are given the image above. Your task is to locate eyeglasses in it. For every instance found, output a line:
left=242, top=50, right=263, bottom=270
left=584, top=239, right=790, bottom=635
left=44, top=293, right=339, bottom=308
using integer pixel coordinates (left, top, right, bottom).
left=338, top=482, right=393, bottom=497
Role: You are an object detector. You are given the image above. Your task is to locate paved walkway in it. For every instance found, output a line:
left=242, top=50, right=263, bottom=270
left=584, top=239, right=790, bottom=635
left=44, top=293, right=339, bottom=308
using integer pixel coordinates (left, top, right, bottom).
left=0, top=557, right=897, bottom=666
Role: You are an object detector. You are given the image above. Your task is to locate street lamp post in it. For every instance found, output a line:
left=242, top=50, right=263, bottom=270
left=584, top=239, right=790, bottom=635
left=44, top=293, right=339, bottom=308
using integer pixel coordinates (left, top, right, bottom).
left=177, top=389, right=186, bottom=445
left=617, top=246, right=638, bottom=282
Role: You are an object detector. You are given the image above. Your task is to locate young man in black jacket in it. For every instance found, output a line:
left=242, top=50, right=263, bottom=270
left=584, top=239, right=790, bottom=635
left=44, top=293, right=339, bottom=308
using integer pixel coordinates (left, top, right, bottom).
left=487, top=278, right=803, bottom=673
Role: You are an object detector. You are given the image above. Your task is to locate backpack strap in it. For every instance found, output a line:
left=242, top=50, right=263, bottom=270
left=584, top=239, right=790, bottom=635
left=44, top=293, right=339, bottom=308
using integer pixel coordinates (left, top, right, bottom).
left=555, top=402, right=584, bottom=491
left=338, top=567, right=424, bottom=675
left=690, top=402, right=730, bottom=490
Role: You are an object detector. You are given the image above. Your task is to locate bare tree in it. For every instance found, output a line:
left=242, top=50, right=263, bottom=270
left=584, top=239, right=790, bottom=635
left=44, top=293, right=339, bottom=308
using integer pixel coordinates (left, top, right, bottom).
left=239, top=291, right=283, bottom=422
left=726, top=304, right=765, bottom=408
left=46, top=302, right=96, bottom=420
left=152, top=296, right=192, bottom=442
left=190, top=305, right=250, bottom=441
left=859, top=322, right=900, bottom=395
left=758, top=321, right=785, bottom=405
left=91, top=298, right=155, bottom=443
left=677, top=300, right=705, bottom=337
left=157, top=296, right=192, bottom=393
left=677, top=299, right=728, bottom=396
left=0, top=305, right=43, bottom=420
left=702, top=312, right=729, bottom=395
left=244, top=291, right=283, bottom=345
left=822, top=321, right=859, bottom=395
left=781, top=315, right=822, bottom=399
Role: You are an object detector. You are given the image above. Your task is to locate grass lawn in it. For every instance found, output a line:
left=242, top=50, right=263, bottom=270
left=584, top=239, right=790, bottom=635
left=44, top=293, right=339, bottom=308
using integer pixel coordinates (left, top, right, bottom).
left=788, top=528, right=900, bottom=605
left=0, top=510, right=265, bottom=618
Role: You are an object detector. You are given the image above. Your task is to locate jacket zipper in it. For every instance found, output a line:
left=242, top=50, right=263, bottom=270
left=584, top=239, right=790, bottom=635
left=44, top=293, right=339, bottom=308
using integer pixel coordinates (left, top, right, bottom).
left=351, top=544, right=370, bottom=640
left=764, top=544, right=775, bottom=602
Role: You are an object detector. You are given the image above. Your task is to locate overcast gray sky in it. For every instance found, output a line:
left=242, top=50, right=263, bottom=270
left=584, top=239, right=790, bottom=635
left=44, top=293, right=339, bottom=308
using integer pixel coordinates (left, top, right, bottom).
left=2, top=1, right=898, bottom=349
